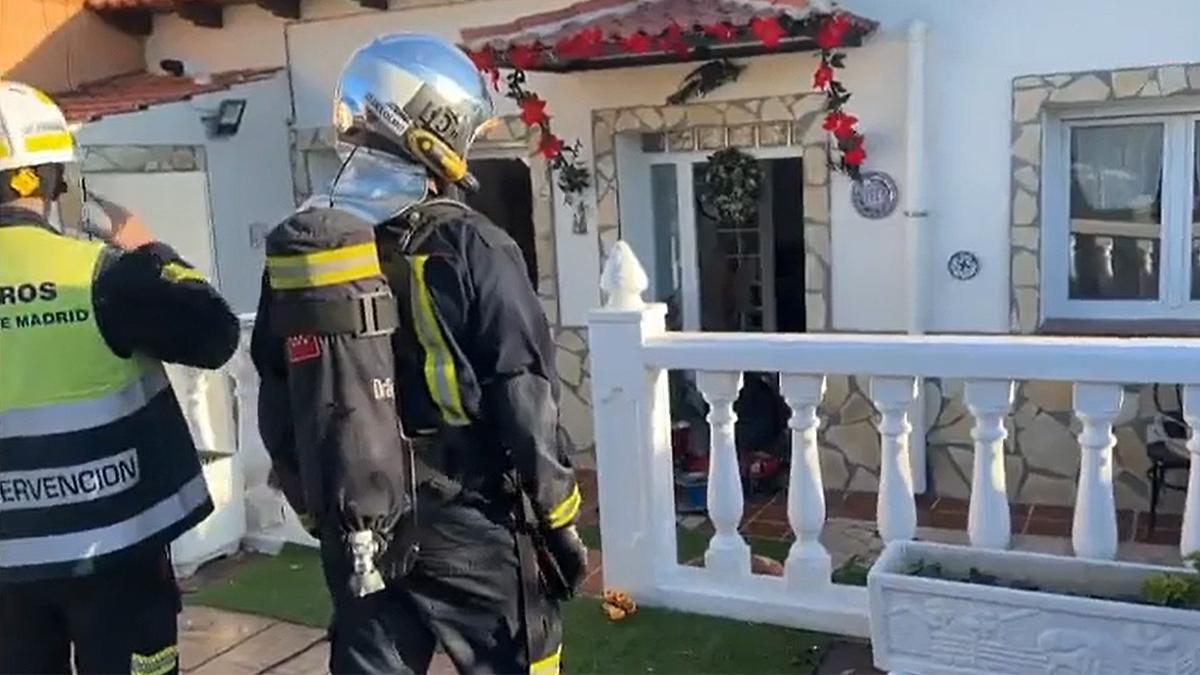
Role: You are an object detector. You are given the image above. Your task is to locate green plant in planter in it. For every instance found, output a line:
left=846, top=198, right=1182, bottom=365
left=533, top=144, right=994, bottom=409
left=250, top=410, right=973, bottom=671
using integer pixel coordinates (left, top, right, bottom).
left=1142, top=553, right=1200, bottom=609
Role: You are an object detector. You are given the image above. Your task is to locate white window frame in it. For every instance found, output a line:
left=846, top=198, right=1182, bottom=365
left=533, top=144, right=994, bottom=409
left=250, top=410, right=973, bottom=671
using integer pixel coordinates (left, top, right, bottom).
left=1042, top=98, right=1200, bottom=321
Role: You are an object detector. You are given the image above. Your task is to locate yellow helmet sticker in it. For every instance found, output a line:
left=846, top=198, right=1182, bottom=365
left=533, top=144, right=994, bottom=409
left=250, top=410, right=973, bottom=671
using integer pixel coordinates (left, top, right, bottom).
left=10, top=167, right=40, bottom=197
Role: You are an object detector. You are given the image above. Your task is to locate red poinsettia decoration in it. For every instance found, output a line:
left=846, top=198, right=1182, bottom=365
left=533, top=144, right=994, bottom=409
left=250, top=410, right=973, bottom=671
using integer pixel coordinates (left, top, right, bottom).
left=467, top=46, right=501, bottom=90
left=843, top=137, right=866, bottom=166
left=465, top=5, right=869, bottom=195
left=749, top=15, right=785, bottom=48
left=508, top=43, right=542, bottom=70
left=519, top=95, right=549, bottom=127
left=537, top=131, right=565, bottom=159
left=813, top=62, right=834, bottom=89
left=621, top=31, right=653, bottom=54
left=816, top=13, right=853, bottom=50
left=555, top=26, right=604, bottom=60
left=823, top=111, right=858, bottom=140
left=811, top=13, right=866, bottom=179
left=703, top=22, right=738, bottom=42
left=656, top=22, right=690, bottom=56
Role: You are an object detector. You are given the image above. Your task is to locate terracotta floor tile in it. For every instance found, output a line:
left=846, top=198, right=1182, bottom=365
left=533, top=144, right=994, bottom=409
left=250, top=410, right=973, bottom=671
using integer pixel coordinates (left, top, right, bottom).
left=926, top=510, right=967, bottom=530
left=932, top=496, right=969, bottom=514
left=1117, top=510, right=1136, bottom=541
left=840, top=492, right=878, bottom=520
left=741, top=520, right=791, bottom=539
left=1135, top=522, right=1182, bottom=546
left=753, top=494, right=789, bottom=523
left=1024, top=516, right=1072, bottom=537
left=1028, top=504, right=1074, bottom=520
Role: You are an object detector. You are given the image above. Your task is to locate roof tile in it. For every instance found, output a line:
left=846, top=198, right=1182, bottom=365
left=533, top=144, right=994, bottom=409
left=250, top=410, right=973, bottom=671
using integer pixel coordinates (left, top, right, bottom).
left=460, top=0, right=857, bottom=48
left=53, top=68, right=281, bottom=123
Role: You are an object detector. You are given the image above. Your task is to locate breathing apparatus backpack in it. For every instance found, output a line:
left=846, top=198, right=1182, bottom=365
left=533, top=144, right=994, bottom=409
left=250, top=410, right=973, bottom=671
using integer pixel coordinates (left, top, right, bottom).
left=264, top=206, right=415, bottom=598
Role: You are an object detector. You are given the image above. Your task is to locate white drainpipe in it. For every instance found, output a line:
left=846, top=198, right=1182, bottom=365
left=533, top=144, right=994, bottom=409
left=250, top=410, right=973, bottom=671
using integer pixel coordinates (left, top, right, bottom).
left=906, top=20, right=930, bottom=494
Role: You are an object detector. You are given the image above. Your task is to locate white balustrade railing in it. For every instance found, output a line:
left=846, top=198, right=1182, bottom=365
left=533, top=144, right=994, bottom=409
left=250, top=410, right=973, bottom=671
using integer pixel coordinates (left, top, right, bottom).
left=589, top=241, right=1200, bottom=638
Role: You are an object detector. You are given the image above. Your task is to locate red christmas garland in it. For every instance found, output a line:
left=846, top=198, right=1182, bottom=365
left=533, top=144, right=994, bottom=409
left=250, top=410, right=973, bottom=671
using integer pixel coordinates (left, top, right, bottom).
left=466, top=9, right=868, bottom=195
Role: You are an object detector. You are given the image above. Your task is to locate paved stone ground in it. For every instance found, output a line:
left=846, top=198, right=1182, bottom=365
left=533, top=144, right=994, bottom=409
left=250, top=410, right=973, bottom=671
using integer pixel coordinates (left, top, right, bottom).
left=178, top=605, right=876, bottom=675
left=179, top=606, right=457, bottom=674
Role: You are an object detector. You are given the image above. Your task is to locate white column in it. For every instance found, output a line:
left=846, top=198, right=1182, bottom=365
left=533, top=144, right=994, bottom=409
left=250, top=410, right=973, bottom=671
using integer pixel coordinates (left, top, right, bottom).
left=872, top=377, right=919, bottom=544
left=1072, top=383, right=1122, bottom=560
left=231, top=319, right=267, bottom=487
left=781, top=374, right=831, bottom=590
left=965, top=380, right=1014, bottom=550
left=698, top=371, right=751, bottom=580
left=905, top=20, right=931, bottom=497
left=1181, top=385, right=1200, bottom=558
left=590, top=241, right=660, bottom=597
left=181, top=368, right=217, bottom=453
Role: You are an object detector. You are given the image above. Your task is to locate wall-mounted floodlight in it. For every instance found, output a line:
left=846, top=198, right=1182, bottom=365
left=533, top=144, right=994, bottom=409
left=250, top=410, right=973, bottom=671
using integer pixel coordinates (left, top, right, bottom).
left=205, top=98, right=246, bottom=138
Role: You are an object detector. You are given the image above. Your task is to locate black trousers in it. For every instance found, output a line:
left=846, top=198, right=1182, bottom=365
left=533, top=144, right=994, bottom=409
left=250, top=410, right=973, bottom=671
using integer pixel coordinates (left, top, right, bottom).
left=0, top=550, right=181, bottom=675
left=321, top=500, right=563, bottom=674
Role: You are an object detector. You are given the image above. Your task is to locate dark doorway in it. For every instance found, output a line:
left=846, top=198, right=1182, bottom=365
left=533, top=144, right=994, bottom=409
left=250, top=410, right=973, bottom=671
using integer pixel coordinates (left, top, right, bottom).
left=693, top=156, right=805, bottom=333
left=465, top=158, right=539, bottom=287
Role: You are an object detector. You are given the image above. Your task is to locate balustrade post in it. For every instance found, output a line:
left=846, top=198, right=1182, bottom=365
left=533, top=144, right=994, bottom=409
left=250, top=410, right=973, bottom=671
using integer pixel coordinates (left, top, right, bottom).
left=1181, top=386, right=1200, bottom=558
left=871, top=377, right=919, bottom=544
left=964, top=380, right=1014, bottom=550
left=1072, top=383, right=1122, bottom=560
left=781, top=374, right=831, bottom=590
left=698, top=371, right=751, bottom=580
left=590, top=242, right=662, bottom=598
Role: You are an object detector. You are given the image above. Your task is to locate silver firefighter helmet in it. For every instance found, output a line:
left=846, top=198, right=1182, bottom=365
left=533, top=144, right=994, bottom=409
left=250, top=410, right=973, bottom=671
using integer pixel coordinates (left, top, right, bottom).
left=333, top=33, right=496, bottom=192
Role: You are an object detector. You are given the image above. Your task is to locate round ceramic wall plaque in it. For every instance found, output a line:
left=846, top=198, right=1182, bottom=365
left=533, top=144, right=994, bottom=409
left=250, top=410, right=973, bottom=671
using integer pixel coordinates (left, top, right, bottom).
left=851, top=170, right=899, bottom=219
left=948, top=250, right=981, bottom=281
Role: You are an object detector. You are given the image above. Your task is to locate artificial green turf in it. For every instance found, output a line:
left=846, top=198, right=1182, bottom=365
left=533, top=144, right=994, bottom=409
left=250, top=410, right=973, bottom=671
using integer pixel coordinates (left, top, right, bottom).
left=188, top=545, right=332, bottom=627
left=562, top=597, right=829, bottom=674
left=188, top=544, right=832, bottom=673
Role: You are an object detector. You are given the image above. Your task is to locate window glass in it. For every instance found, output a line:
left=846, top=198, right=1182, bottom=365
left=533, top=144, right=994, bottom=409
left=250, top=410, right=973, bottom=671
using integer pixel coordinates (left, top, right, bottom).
left=1068, top=123, right=1163, bottom=300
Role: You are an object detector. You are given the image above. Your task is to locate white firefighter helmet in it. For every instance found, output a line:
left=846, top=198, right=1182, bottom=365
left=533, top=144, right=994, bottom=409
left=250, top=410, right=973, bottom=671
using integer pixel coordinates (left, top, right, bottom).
left=0, top=81, right=76, bottom=174
left=332, top=33, right=496, bottom=192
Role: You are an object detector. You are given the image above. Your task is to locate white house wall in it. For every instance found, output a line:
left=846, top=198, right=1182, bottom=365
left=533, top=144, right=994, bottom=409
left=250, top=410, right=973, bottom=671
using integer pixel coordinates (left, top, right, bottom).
left=134, top=0, right=1200, bottom=511
left=74, top=77, right=296, bottom=314
left=142, top=0, right=1200, bottom=331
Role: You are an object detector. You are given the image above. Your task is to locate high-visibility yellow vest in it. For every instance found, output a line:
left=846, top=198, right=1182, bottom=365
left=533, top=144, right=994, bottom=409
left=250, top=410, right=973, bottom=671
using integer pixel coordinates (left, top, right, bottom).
left=0, top=223, right=212, bottom=582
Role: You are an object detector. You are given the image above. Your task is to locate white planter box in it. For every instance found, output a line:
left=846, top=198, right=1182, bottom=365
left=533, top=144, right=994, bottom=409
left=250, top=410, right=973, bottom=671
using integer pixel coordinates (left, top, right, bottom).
left=868, top=541, right=1200, bottom=675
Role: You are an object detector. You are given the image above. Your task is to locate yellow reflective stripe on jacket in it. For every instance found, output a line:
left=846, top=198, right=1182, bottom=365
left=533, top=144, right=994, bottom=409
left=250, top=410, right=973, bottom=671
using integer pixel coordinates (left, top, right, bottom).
left=530, top=646, right=562, bottom=675
left=266, top=241, right=382, bottom=290
left=161, top=262, right=205, bottom=283
left=131, top=645, right=178, bottom=675
left=547, top=484, right=582, bottom=529
left=0, top=140, right=9, bottom=159
left=409, top=255, right=469, bottom=427
left=24, top=130, right=73, bottom=153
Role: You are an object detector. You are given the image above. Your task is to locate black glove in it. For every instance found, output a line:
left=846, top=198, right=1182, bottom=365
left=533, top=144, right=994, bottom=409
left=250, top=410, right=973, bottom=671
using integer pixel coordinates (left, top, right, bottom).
left=540, top=524, right=588, bottom=601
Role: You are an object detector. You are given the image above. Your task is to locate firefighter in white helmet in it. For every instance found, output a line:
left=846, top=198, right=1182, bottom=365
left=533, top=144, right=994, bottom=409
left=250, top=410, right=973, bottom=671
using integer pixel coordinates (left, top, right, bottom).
left=0, top=80, right=239, bottom=675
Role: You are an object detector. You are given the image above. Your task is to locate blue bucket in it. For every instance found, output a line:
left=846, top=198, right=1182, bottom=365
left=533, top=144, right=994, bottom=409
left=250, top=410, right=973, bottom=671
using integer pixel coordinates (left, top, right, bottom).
left=677, top=472, right=707, bottom=513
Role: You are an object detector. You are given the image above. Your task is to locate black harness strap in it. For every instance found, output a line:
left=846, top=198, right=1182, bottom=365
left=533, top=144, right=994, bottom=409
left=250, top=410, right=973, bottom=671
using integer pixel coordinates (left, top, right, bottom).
left=269, top=291, right=400, bottom=338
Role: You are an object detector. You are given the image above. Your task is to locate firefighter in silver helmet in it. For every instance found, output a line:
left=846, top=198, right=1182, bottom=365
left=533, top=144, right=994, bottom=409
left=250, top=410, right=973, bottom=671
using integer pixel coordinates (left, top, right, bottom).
left=251, top=33, right=587, bottom=674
